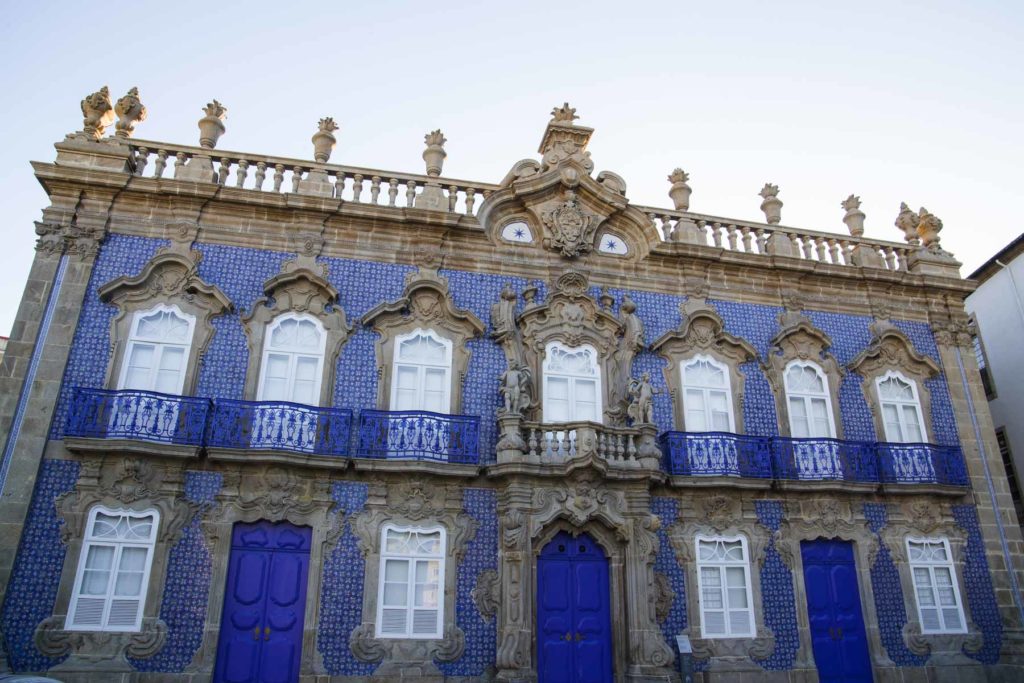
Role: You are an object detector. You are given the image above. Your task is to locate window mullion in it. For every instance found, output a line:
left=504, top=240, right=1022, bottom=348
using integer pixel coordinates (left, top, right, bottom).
left=407, top=557, right=417, bottom=637
left=100, top=543, right=123, bottom=631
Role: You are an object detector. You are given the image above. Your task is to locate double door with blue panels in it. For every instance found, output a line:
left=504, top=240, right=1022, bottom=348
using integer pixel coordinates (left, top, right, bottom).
left=536, top=531, right=614, bottom=683
left=214, top=521, right=312, bottom=683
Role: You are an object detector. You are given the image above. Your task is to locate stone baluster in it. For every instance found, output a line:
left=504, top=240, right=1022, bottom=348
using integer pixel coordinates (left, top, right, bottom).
left=695, top=220, right=708, bottom=245
left=217, top=158, right=230, bottom=185
left=370, top=176, right=382, bottom=204
left=448, top=186, right=458, bottom=212
left=660, top=215, right=676, bottom=242
left=291, top=166, right=302, bottom=193
left=710, top=222, right=723, bottom=248
left=726, top=225, right=739, bottom=250
left=755, top=228, right=768, bottom=253
left=465, top=187, right=476, bottom=215
left=528, top=428, right=539, bottom=459
left=154, top=149, right=168, bottom=178
left=883, top=246, right=898, bottom=270
left=388, top=178, right=399, bottom=207
left=815, top=237, right=828, bottom=262
left=235, top=160, right=249, bottom=188
left=827, top=238, right=841, bottom=264
left=273, top=164, right=285, bottom=192
left=173, top=152, right=187, bottom=179
left=597, top=432, right=607, bottom=459
left=333, top=171, right=346, bottom=199
left=568, top=432, right=577, bottom=458
left=406, top=180, right=417, bottom=207
left=741, top=226, right=753, bottom=252
left=352, top=174, right=363, bottom=202
left=254, top=162, right=267, bottom=190
left=615, top=434, right=625, bottom=462
left=627, top=434, right=637, bottom=462
left=134, top=147, right=149, bottom=176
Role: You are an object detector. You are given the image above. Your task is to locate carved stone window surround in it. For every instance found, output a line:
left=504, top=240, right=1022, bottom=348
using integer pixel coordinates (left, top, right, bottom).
left=765, top=313, right=845, bottom=438
left=848, top=322, right=940, bottom=444
left=346, top=478, right=476, bottom=673
left=362, top=267, right=484, bottom=413
left=241, top=266, right=352, bottom=406
left=37, top=456, right=195, bottom=672
left=99, top=234, right=232, bottom=395
left=652, top=300, right=757, bottom=432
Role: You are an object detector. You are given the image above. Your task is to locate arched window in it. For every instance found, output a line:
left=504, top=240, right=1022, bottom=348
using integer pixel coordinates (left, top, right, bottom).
left=877, top=372, right=927, bottom=443
left=376, top=524, right=446, bottom=639
left=695, top=535, right=755, bottom=638
left=784, top=361, right=836, bottom=438
left=681, top=355, right=735, bottom=432
left=391, top=329, right=453, bottom=413
left=906, top=537, right=966, bottom=634
left=257, top=314, right=326, bottom=405
left=66, top=506, right=159, bottom=632
left=543, top=342, right=602, bottom=423
left=118, top=305, right=195, bottom=394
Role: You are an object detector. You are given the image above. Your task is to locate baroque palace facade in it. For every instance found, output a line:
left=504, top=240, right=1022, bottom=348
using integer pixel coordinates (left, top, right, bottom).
left=0, top=87, right=1021, bottom=683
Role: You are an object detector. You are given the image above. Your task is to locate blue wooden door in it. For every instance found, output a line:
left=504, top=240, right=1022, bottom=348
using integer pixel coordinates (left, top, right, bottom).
left=214, top=521, right=312, bottom=683
left=537, top=532, right=612, bottom=683
left=801, top=539, right=873, bottom=683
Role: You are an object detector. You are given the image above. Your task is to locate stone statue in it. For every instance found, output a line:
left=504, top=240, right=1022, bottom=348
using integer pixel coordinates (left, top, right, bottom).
left=627, top=373, right=657, bottom=425
left=499, top=360, right=532, bottom=415
left=620, top=294, right=644, bottom=351
left=491, top=283, right=518, bottom=338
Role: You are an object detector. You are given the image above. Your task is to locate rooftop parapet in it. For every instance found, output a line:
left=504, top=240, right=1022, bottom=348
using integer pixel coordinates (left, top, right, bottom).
left=45, top=87, right=963, bottom=279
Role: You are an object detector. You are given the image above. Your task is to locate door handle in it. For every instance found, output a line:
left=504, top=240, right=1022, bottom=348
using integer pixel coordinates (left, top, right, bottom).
left=828, top=626, right=836, bottom=640
left=575, top=632, right=583, bottom=642
left=263, top=626, right=271, bottom=641
left=563, top=631, right=572, bottom=641
left=836, top=626, right=842, bottom=640
left=253, top=627, right=260, bottom=641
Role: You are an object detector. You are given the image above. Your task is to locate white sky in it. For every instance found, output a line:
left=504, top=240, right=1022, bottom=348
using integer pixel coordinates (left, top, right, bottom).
left=1, top=1, right=1022, bottom=336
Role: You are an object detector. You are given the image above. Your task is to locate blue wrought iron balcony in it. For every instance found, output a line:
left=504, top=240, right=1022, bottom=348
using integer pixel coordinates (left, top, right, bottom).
left=355, top=410, right=480, bottom=464
left=658, top=431, right=773, bottom=479
left=65, top=387, right=211, bottom=447
left=207, top=399, right=353, bottom=457
left=658, top=430, right=969, bottom=490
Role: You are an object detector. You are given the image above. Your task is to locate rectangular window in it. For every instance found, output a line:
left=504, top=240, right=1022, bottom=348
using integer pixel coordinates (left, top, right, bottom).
left=376, top=526, right=446, bottom=639
left=970, top=316, right=996, bottom=399
left=66, top=508, right=159, bottom=632
left=907, top=538, right=966, bottom=634
left=696, top=536, right=755, bottom=638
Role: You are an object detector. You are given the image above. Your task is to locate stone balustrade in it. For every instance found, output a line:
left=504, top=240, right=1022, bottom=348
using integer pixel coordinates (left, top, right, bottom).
left=515, top=420, right=661, bottom=470
left=127, top=140, right=500, bottom=216
left=638, top=206, right=913, bottom=271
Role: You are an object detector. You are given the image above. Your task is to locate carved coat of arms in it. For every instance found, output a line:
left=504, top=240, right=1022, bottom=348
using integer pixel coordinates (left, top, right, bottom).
left=542, top=191, right=597, bottom=258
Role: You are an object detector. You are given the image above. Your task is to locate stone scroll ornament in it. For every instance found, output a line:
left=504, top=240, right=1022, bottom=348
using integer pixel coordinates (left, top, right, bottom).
left=542, top=190, right=599, bottom=258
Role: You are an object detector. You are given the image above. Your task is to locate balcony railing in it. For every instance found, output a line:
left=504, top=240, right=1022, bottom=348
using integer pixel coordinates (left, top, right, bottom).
left=206, top=399, right=352, bottom=457
left=877, top=443, right=969, bottom=486
left=65, top=388, right=210, bottom=446
left=659, top=431, right=968, bottom=487
left=659, top=432, right=773, bottom=479
left=355, top=410, right=480, bottom=464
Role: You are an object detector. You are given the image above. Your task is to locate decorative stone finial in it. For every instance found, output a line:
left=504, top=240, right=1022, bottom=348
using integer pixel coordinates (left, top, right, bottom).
left=80, top=86, right=115, bottom=140
left=113, top=87, right=147, bottom=139
left=198, top=100, right=227, bottom=149
left=312, top=117, right=338, bottom=163
left=550, top=102, right=579, bottom=125
left=422, top=129, right=447, bottom=177
left=841, top=194, right=865, bottom=237
left=916, top=207, right=943, bottom=251
left=895, top=202, right=920, bottom=245
left=668, top=168, right=692, bottom=211
left=759, top=183, right=782, bottom=225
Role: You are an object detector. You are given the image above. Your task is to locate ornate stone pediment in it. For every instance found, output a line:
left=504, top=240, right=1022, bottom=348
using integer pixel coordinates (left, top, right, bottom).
left=531, top=475, right=630, bottom=541
left=849, top=321, right=940, bottom=379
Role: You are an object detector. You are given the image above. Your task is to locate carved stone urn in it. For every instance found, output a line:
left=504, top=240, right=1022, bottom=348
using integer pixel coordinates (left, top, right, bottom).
left=198, top=100, right=227, bottom=149
left=895, top=202, right=920, bottom=245
left=422, top=129, right=447, bottom=177
left=916, top=208, right=943, bottom=250
left=312, top=117, right=338, bottom=163
left=667, top=168, right=692, bottom=211
left=114, top=87, right=147, bottom=139
left=841, top=194, right=865, bottom=237
left=80, top=86, right=115, bottom=140
left=759, top=183, right=783, bottom=225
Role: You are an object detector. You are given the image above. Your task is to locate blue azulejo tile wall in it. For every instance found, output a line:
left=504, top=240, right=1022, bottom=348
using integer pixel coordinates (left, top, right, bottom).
left=129, top=470, right=223, bottom=672
left=0, top=458, right=79, bottom=672
left=754, top=500, right=799, bottom=671
left=437, top=488, right=498, bottom=676
left=953, top=504, right=1002, bottom=664
left=863, top=503, right=928, bottom=667
left=318, top=481, right=376, bottom=676
left=650, top=497, right=688, bottom=669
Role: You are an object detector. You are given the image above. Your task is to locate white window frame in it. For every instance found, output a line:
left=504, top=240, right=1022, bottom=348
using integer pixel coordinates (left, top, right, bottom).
left=783, top=360, right=836, bottom=438
left=542, top=341, right=603, bottom=424
left=906, top=537, right=967, bottom=635
left=65, top=505, right=160, bottom=632
left=256, top=312, right=327, bottom=405
left=117, top=304, right=196, bottom=395
left=681, top=354, right=736, bottom=433
left=695, top=534, right=756, bottom=638
left=389, top=328, right=454, bottom=414
left=876, top=371, right=929, bottom=443
left=375, top=524, right=447, bottom=639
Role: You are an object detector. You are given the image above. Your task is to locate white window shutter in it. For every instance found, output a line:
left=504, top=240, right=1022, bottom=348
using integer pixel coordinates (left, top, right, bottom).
left=71, top=597, right=106, bottom=626
left=107, top=598, right=142, bottom=628
left=412, top=609, right=439, bottom=636
left=380, top=609, right=407, bottom=635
